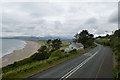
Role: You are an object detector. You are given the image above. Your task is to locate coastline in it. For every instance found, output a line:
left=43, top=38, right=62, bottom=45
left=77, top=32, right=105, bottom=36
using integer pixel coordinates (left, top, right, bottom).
left=1, top=40, right=41, bottom=67
left=1, top=40, right=27, bottom=58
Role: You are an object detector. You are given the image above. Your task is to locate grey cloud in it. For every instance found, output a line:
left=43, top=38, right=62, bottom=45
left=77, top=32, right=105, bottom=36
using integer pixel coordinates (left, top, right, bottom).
left=85, top=17, right=97, bottom=25
left=54, top=21, right=63, bottom=29
left=2, top=2, right=118, bottom=37
left=26, top=26, right=35, bottom=30
left=2, top=13, right=21, bottom=25
left=20, top=2, right=64, bottom=17
left=3, top=30, right=14, bottom=32
left=118, top=1, right=120, bottom=29
left=109, top=11, right=118, bottom=23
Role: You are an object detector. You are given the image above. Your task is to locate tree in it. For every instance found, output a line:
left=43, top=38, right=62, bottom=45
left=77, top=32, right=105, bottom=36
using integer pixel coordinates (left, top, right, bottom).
left=106, top=34, right=109, bottom=37
left=114, top=29, right=120, bottom=37
left=51, top=39, right=62, bottom=50
left=47, top=39, right=52, bottom=46
left=46, top=39, right=62, bottom=51
left=74, top=30, right=94, bottom=48
left=37, top=45, right=47, bottom=53
left=30, top=45, right=50, bottom=61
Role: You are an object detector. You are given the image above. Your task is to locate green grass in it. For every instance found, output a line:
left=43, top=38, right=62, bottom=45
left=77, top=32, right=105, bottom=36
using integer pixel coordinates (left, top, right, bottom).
left=2, top=47, right=92, bottom=79
left=111, top=37, right=120, bottom=78
left=95, top=38, right=110, bottom=46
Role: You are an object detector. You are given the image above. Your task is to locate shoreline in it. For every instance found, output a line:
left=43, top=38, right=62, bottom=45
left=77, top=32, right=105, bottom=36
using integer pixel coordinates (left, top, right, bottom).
left=1, top=40, right=41, bottom=67
left=1, top=40, right=27, bottom=58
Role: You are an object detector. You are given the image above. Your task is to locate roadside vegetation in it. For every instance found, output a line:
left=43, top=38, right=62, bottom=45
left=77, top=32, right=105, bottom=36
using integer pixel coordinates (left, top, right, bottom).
left=110, top=29, right=120, bottom=79
left=95, top=34, right=110, bottom=46
left=2, top=30, right=95, bottom=79
left=95, top=29, right=120, bottom=79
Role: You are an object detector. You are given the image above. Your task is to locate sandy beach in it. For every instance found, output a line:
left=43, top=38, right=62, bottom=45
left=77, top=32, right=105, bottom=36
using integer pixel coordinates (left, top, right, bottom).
left=1, top=40, right=41, bottom=67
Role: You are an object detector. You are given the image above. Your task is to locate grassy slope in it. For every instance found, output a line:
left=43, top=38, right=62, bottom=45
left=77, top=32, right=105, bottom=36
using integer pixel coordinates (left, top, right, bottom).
left=3, top=49, right=92, bottom=79
left=111, top=37, right=120, bottom=78
left=2, top=40, right=93, bottom=79
left=95, top=38, right=110, bottom=46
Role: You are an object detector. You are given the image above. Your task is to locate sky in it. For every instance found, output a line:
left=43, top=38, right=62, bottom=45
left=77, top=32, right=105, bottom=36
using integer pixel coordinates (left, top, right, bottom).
left=1, top=0, right=119, bottom=38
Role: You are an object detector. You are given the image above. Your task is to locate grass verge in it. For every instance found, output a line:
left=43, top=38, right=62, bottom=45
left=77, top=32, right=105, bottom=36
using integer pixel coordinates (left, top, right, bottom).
left=2, top=47, right=93, bottom=80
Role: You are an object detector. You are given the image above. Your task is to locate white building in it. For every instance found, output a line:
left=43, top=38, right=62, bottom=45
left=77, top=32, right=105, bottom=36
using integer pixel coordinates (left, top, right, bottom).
left=64, top=42, right=84, bottom=52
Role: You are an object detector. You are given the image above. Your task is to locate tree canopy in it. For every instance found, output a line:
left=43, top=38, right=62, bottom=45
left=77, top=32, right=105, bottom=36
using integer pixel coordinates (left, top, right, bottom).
left=46, top=39, right=62, bottom=51
left=73, top=30, right=94, bottom=48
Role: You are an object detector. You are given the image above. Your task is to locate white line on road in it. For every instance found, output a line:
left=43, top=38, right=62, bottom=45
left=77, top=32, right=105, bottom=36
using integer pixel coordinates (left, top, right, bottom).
left=59, top=47, right=101, bottom=80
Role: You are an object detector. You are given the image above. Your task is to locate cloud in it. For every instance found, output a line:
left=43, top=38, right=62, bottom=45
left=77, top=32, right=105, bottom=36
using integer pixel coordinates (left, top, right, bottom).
left=19, top=2, right=65, bottom=17
left=109, top=11, right=118, bottom=23
left=2, top=2, right=118, bottom=37
left=85, top=17, right=97, bottom=25
left=2, top=0, right=119, bottom=2
left=119, top=2, right=120, bottom=29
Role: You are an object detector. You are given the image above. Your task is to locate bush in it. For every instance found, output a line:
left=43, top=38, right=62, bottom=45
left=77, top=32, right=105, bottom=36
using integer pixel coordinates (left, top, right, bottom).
left=69, top=49, right=77, bottom=54
left=46, top=57, right=59, bottom=64
left=85, top=39, right=94, bottom=48
left=50, top=50, right=63, bottom=58
left=30, top=52, right=49, bottom=61
left=64, top=54, right=69, bottom=57
left=61, top=49, right=64, bottom=52
left=46, top=60, right=53, bottom=64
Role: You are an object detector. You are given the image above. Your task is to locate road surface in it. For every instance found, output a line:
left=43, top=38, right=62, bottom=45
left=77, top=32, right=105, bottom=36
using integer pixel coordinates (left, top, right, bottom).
left=28, top=45, right=113, bottom=79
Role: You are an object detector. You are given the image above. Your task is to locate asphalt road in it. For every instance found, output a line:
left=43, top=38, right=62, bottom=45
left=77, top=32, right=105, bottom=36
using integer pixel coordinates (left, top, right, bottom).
left=29, top=45, right=113, bottom=79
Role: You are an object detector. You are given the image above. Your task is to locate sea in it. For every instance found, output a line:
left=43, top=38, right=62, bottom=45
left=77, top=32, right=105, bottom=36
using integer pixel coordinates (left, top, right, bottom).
left=0, top=39, right=26, bottom=58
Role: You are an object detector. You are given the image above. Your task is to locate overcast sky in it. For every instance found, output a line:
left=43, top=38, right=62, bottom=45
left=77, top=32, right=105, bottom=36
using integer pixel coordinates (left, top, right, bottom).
left=1, top=0, right=119, bottom=37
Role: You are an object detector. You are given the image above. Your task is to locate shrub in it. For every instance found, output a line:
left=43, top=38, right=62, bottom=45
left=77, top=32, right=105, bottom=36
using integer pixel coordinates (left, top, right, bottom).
left=69, top=49, right=77, bottom=54
left=46, top=60, right=52, bottom=64
left=50, top=50, right=63, bottom=58
left=30, top=52, right=49, bottom=61
left=61, top=49, right=64, bottom=52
